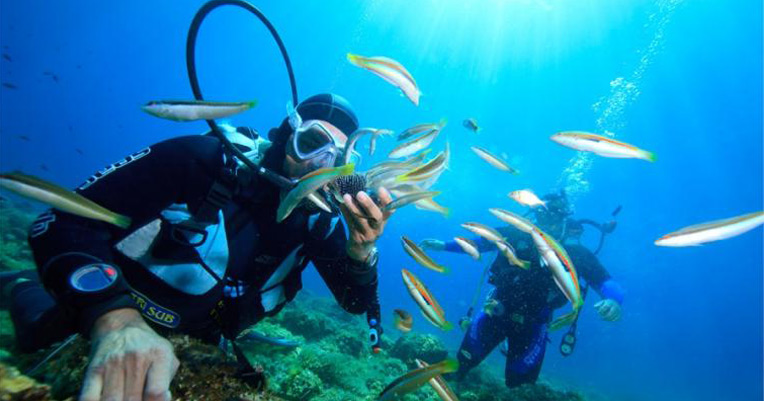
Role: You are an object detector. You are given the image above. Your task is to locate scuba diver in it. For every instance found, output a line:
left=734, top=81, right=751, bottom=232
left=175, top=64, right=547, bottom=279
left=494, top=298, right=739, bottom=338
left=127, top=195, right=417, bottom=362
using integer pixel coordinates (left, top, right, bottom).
left=0, top=93, right=394, bottom=401
left=421, top=190, right=624, bottom=388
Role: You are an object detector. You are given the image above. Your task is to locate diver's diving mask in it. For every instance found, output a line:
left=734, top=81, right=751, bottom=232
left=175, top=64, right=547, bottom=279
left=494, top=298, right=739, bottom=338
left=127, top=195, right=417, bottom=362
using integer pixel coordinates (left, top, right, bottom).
left=286, top=102, right=346, bottom=167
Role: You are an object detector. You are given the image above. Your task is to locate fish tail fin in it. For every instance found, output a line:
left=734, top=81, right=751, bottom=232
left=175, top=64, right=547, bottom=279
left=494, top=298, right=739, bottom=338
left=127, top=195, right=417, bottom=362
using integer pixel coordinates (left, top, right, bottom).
left=340, top=163, right=356, bottom=175
left=519, top=259, right=531, bottom=270
left=441, top=207, right=451, bottom=218
left=246, top=100, right=258, bottom=109
left=442, top=358, right=459, bottom=373
left=441, top=321, right=454, bottom=331
left=549, top=310, right=579, bottom=331
left=643, top=151, right=657, bottom=162
left=438, top=117, right=448, bottom=128
left=112, top=214, right=132, bottom=229
left=346, top=53, right=361, bottom=65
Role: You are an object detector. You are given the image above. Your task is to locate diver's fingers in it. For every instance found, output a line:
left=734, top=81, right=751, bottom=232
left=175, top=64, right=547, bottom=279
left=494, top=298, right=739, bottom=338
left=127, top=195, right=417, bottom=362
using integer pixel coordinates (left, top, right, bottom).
left=102, top=357, right=125, bottom=401
left=342, top=194, right=374, bottom=239
left=124, top=350, right=150, bottom=401
left=143, top=354, right=178, bottom=401
left=79, top=366, right=104, bottom=401
left=356, top=191, right=384, bottom=223
left=376, top=187, right=395, bottom=220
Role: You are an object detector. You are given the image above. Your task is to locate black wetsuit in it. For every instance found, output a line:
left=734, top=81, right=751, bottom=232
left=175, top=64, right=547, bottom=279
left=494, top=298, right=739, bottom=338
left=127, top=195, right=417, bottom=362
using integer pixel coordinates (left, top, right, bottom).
left=444, top=225, right=624, bottom=388
left=10, top=135, right=380, bottom=351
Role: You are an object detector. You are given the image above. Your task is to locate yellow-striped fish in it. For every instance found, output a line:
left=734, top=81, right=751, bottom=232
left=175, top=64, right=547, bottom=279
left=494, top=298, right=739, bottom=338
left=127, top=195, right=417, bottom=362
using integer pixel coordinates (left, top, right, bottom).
left=393, top=309, right=413, bottom=333
left=141, top=100, right=256, bottom=122
left=395, top=143, right=450, bottom=184
left=494, top=240, right=530, bottom=269
left=530, top=228, right=583, bottom=330
left=379, top=358, right=459, bottom=401
left=388, top=129, right=441, bottom=159
left=0, top=172, right=131, bottom=229
left=461, top=222, right=504, bottom=243
left=471, top=146, right=518, bottom=174
left=551, top=131, right=656, bottom=162
left=415, top=359, right=461, bottom=401
left=401, top=236, right=449, bottom=273
left=383, top=190, right=440, bottom=213
left=347, top=53, right=420, bottom=106
left=454, top=237, right=480, bottom=260
left=489, top=208, right=536, bottom=233
left=276, top=163, right=355, bottom=222
left=398, top=119, right=447, bottom=141
left=414, top=197, right=451, bottom=218
left=401, top=269, right=452, bottom=331
left=655, top=211, right=764, bottom=247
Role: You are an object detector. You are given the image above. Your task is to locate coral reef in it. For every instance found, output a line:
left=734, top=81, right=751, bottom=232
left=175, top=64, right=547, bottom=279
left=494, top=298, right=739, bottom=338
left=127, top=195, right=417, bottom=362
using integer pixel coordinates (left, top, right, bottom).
left=0, top=362, right=55, bottom=401
left=0, top=199, right=37, bottom=272
left=0, top=199, right=588, bottom=400
left=390, top=333, right=449, bottom=365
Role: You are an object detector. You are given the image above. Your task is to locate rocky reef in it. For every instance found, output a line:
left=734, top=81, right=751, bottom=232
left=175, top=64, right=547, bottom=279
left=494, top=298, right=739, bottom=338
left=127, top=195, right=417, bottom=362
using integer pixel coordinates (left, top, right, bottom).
left=0, top=199, right=586, bottom=400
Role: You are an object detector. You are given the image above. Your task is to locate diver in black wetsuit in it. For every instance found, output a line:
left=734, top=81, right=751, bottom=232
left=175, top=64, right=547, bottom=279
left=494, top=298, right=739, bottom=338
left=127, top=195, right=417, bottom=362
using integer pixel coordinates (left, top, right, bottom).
left=421, top=191, right=624, bottom=388
left=0, top=94, right=395, bottom=401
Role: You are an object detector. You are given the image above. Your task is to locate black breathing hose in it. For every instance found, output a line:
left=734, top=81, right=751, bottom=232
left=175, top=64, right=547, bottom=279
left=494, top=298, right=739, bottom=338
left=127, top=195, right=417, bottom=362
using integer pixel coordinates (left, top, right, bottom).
left=186, top=0, right=298, bottom=187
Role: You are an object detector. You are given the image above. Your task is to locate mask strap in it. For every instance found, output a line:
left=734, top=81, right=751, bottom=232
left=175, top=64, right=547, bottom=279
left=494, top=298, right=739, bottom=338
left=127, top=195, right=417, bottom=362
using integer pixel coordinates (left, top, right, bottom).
left=286, top=100, right=303, bottom=131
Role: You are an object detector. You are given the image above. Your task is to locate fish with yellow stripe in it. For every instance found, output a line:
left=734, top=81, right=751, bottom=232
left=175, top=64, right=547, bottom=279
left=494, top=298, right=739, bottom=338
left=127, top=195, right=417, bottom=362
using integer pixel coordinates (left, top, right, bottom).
left=655, top=211, right=764, bottom=247
left=0, top=172, right=131, bottom=229
left=415, top=359, right=461, bottom=401
left=530, top=228, right=583, bottom=330
left=401, top=236, right=449, bottom=273
left=395, top=143, right=450, bottom=184
left=401, top=269, right=453, bottom=330
left=378, top=358, right=459, bottom=401
left=347, top=53, right=421, bottom=106
left=551, top=131, right=656, bottom=162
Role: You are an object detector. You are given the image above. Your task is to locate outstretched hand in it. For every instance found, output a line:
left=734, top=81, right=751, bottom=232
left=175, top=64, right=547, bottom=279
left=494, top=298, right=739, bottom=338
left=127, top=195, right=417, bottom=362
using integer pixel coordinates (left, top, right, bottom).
left=594, top=299, right=622, bottom=322
left=339, top=187, right=394, bottom=262
left=80, top=309, right=179, bottom=401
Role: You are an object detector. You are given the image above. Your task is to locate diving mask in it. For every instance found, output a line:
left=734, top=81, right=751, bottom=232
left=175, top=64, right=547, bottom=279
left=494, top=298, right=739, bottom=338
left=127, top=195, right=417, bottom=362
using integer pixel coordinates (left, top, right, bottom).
left=286, top=101, right=346, bottom=166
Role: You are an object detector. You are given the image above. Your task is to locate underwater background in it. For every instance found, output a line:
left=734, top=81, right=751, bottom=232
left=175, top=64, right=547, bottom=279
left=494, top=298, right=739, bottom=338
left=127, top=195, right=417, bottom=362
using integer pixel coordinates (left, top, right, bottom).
left=0, top=0, right=762, bottom=400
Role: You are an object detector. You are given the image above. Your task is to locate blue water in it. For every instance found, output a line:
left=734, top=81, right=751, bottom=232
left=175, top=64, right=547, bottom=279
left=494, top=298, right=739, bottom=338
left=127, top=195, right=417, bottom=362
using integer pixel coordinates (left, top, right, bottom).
left=1, top=1, right=761, bottom=400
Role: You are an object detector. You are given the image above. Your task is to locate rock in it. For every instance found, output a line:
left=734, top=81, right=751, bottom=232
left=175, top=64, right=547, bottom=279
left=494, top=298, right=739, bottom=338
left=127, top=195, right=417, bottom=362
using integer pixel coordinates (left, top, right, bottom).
left=390, top=333, right=448, bottom=365
left=282, top=369, right=322, bottom=400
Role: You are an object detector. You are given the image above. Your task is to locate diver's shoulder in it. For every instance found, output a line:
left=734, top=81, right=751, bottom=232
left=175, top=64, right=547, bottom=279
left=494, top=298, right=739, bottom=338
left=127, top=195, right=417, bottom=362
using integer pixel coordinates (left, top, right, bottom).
left=563, top=243, right=597, bottom=258
left=152, top=135, right=225, bottom=161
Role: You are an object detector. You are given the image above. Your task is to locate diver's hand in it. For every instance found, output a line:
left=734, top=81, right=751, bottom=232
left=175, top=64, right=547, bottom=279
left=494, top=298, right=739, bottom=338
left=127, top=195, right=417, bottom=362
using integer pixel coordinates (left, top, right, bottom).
left=340, top=187, right=394, bottom=261
left=419, top=239, right=446, bottom=251
left=594, top=299, right=622, bottom=322
left=80, top=308, right=179, bottom=401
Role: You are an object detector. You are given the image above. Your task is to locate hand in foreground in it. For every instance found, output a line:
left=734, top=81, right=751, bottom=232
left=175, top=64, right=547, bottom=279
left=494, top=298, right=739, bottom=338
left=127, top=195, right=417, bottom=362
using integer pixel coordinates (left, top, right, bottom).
left=339, top=187, right=394, bottom=262
left=419, top=239, right=446, bottom=251
left=594, top=299, right=622, bottom=322
left=80, top=308, right=179, bottom=401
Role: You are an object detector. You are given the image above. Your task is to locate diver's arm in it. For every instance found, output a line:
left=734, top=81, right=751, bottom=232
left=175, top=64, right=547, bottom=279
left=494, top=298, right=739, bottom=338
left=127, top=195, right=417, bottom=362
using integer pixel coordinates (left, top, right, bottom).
left=569, top=245, right=624, bottom=304
left=569, top=245, right=624, bottom=321
left=28, top=135, right=226, bottom=334
left=310, top=219, right=380, bottom=316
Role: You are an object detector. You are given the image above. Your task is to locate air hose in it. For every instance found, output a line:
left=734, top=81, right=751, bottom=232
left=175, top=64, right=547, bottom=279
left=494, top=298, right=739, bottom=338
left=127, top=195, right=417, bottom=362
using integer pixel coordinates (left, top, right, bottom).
left=185, top=0, right=298, bottom=188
